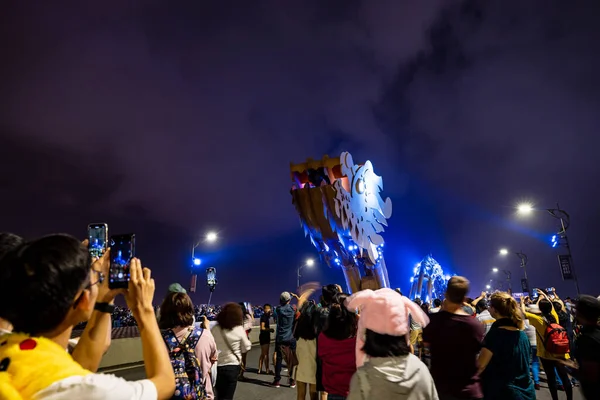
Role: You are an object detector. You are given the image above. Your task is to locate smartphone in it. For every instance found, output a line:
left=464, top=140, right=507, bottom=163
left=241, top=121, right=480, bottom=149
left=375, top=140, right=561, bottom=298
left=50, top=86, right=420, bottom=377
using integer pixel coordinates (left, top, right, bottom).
left=206, top=267, right=217, bottom=289
left=546, top=287, right=554, bottom=293
left=87, top=223, right=108, bottom=259
left=109, top=234, right=135, bottom=289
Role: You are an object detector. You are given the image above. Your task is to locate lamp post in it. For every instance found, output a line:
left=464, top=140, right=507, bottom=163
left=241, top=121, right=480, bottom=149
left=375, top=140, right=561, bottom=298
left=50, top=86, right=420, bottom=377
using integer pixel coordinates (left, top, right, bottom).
left=515, top=251, right=530, bottom=295
left=297, top=258, right=315, bottom=289
left=190, top=231, right=219, bottom=293
left=547, top=206, right=580, bottom=295
left=492, top=267, right=512, bottom=292
left=517, top=202, right=580, bottom=295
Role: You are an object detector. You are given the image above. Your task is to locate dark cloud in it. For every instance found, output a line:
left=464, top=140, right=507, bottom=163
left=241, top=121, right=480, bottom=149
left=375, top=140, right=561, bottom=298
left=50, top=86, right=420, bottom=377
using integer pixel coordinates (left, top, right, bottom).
left=1, top=0, right=599, bottom=301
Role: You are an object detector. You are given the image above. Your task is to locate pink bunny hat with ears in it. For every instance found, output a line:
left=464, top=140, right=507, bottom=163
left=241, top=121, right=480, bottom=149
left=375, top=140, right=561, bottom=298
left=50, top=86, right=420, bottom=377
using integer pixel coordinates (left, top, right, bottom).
left=345, top=288, right=430, bottom=368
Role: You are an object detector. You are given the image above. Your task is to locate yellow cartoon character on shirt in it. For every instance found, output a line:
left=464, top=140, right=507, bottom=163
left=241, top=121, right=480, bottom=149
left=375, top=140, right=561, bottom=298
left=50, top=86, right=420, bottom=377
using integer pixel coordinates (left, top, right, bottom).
left=0, top=333, right=91, bottom=400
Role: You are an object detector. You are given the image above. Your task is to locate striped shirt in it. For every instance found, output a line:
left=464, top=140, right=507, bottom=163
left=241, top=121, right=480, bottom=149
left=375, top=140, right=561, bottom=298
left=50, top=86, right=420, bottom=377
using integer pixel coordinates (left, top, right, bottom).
left=476, top=309, right=496, bottom=336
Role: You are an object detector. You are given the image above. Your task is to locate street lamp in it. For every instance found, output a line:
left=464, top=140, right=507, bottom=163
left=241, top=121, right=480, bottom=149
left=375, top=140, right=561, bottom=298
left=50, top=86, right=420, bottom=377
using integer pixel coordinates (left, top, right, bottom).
left=206, top=232, right=218, bottom=243
left=516, top=202, right=580, bottom=295
left=190, top=231, right=220, bottom=293
left=297, top=258, right=315, bottom=289
left=499, top=248, right=509, bottom=256
left=517, top=203, right=534, bottom=215
left=492, top=267, right=512, bottom=292
left=515, top=251, right=530, bottom=295
left=486, top=284, right=491, bottom=290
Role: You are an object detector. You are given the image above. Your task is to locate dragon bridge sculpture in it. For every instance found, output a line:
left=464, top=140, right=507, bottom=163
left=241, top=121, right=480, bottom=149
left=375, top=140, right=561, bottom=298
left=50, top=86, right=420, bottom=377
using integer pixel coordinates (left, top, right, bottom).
left=290, top=152, right=392, bottom=293
left=408, top=254, right=452, bottom=302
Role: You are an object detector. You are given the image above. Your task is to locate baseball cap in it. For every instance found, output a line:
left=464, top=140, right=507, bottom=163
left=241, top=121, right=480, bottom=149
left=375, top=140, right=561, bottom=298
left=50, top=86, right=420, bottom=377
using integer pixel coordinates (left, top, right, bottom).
left=168, top=283, right=187, bottom=294
left=280, top=291, right=292, bottom=303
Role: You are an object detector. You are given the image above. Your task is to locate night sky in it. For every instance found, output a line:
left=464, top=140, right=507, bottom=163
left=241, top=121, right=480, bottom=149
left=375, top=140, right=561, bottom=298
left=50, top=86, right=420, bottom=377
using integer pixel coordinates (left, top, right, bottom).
left=1, top=1, right=599, bottom=306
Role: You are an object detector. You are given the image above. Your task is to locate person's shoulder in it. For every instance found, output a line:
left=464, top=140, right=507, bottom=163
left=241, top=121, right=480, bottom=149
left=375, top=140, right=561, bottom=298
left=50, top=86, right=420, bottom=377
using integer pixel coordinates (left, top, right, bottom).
left=465, top=314, right=485, bottom=333
left=578, top=329, right=600, bottom=349
left=36, top=374, right=158, bottom=400
left=232, top=325, right=246, bottom=336
left=210, top=324, right=221, bottom=335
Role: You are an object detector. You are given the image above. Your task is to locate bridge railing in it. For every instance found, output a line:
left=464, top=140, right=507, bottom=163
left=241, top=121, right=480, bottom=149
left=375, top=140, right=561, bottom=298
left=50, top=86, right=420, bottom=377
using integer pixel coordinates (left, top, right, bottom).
left=98, top=323, right=276, bottom=371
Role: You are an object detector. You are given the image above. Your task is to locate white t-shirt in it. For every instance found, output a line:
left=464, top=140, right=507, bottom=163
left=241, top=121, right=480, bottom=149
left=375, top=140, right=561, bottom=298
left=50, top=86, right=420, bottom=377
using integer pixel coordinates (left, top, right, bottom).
left=34, top=373, right=157, bottom=400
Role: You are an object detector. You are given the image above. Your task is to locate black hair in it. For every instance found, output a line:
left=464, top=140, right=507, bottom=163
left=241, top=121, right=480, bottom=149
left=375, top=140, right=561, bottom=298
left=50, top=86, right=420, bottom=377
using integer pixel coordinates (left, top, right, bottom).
left=322, top=293, right=357, bottom=340
left=321, top=284, right=340, bottom=306
left=0, top=234, right=92, bottom=336
left=538, top=299, right=557, bottom=324
left=363, top=329, right=411, bottom=358
left=552, top=301, right=564, bottom=313
left=476, top=300, right=488, bottom=313
left=433, top=298, right=442, bottom=307
left=263, top=303, right=272, bottom=310
left=576, top=295, right=600, bottom=323
left=294, top=302, right=317, bottom=341
left=0, top=233, right=24, bottom=258
left=238, top=302, right=250, bottom=316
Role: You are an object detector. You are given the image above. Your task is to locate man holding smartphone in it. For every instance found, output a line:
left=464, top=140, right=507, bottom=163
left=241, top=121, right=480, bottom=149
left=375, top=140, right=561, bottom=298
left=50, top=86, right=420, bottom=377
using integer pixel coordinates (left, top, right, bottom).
left=0, top=234, right=176, bottom=400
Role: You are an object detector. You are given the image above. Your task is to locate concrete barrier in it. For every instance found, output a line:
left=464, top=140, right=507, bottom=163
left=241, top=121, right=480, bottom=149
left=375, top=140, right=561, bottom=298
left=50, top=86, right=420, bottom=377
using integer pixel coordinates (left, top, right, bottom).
left=99, top=324, right=276, bottom=370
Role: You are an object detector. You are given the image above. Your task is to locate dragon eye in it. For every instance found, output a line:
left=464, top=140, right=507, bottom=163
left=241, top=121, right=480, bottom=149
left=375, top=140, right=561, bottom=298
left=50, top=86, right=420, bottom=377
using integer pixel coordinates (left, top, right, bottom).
left=355, top=179, right=366, bottom=194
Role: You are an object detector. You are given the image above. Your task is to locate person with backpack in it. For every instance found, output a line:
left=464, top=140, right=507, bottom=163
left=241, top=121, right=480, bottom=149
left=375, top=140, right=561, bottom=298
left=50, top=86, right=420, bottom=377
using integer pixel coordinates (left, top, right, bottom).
left=159, top=291, right=217, bottom=399
left=521, top=290, right=573, bottom=400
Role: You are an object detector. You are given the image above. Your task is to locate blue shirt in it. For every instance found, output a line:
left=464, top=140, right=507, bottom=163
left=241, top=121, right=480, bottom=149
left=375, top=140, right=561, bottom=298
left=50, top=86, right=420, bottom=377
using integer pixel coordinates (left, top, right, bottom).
left=275, top=303, right=295, bottom=342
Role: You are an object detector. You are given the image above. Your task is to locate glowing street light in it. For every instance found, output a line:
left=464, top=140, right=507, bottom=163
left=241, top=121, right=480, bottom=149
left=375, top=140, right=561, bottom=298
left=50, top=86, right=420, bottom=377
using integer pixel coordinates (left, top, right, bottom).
left=492, top=267, right=499, bottom=273
left=517, top=203, right=534, bottom=215
left=190, top=230, right=220, bottom=292
left=514, top=200, right=580, bottom=295
left=486, top=284, right=491, bottom=290
left=298, top=258, right=316, bottom=288
left=499, top=248, right=509, bottom=256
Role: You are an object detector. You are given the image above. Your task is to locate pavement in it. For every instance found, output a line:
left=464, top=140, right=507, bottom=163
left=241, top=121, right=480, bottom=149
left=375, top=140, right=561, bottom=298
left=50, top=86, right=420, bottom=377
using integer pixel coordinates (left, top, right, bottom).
left=110, top=346, right=584, bottom=400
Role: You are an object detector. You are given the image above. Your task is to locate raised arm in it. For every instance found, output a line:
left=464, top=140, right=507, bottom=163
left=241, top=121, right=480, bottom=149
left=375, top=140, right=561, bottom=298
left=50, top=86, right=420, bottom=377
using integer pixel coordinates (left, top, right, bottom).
left=126, top=259, right=175, bottom=400
left=71, top=250, right=114, bottom=371
left=552, top=289, right=566, bottom=311
left=471, top=291, right=487, bottom=307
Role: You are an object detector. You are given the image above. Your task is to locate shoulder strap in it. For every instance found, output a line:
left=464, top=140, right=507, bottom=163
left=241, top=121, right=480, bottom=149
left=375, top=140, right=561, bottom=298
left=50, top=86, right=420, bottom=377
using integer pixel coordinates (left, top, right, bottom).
left=219, top=327, right=242, bottom=364
left=163, top=329, right=180, bottom=350
left=356, top=368, right=371, bottom=399
left=184, top=327, right=204, bottom=349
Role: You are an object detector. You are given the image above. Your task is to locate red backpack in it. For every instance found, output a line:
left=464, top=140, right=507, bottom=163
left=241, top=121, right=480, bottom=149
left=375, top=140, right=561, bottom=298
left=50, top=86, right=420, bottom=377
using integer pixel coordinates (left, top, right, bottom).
left=540, top=319, right=570, bottom=354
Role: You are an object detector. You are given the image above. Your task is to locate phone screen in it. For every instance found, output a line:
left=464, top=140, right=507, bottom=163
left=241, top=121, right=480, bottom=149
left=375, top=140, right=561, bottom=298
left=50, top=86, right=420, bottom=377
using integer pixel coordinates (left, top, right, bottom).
left=87, top=223, right=108, bottom=259
left=206, top=267, right=216, bottom=288
left=109, top=234, right=135, bottom=289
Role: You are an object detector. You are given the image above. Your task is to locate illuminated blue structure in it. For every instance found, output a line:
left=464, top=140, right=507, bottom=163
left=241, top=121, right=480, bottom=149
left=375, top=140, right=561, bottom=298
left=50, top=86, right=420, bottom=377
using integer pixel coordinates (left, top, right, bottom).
left=408, top=254, right=451, bottom=302
left=290, top=152, right=393, bottom=293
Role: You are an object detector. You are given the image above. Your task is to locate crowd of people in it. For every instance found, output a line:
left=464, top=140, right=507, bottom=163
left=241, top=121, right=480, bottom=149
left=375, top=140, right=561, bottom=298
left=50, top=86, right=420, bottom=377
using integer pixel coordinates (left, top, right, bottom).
left=0, top=231, right=599, bottom=400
